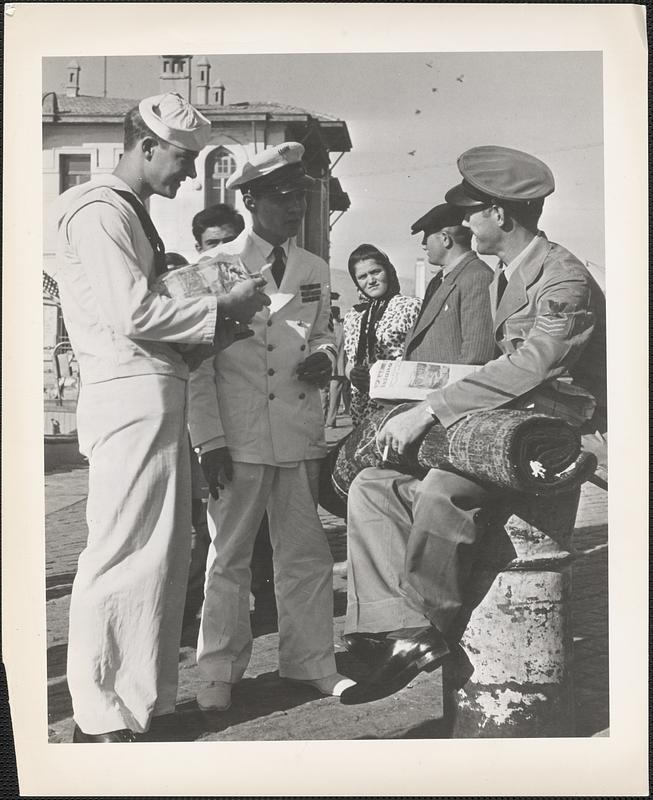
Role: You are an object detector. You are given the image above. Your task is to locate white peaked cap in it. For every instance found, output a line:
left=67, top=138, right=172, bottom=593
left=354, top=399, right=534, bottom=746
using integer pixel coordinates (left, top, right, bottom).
left=139, top=93, right=212, bottom=152
left=226, top=142, right=314, bottom=192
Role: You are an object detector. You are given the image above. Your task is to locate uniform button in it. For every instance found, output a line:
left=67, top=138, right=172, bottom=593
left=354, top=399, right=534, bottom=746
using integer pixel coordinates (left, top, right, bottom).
left=267, top=320, right=273, bottom=327
left=268, top=368, right=275, bottom=376
left=298, top=393, right=306, bottom=400
left=269, top=393, right=275, bottom=400
left=300, top=344, right=306, bottom=351
left=267, top=344, right=274, bottom=351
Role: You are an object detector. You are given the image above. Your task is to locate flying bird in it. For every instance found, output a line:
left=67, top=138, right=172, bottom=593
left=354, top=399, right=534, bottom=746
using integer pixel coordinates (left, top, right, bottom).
left=431, top=87, right=438, bottom=92
left=425, top=61, right=433, bottom=68
left=415, top=109, right=421, bottom=115
left=408, top=150, right=416, bottom=156
left=456, top=74, right=465, bottom=82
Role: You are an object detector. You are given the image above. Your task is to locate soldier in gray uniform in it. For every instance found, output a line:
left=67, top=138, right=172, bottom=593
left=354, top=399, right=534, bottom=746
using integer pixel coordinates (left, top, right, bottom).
left=340, top=145, right=606, bottom=705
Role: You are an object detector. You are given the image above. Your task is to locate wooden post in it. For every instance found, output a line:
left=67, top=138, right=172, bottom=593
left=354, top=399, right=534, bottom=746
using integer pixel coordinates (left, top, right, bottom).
left=450, top=488, right=580, bottom=738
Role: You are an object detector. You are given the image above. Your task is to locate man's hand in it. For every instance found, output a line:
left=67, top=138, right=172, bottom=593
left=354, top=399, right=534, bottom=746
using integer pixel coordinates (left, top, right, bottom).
left=296, top=352, right=332, bottom=388
left=181, top=344, right=216, bottom=371
left=349, top=364, right=370, bottom=392
left=376, top=400, right=436, bottom=457
left=216, top=276, right=270, bottom=323
left=214, top=318, right=254, bottom=351
left=581, top=431, right=607, bottom=469
left=199, top=447, right=233, bottom=500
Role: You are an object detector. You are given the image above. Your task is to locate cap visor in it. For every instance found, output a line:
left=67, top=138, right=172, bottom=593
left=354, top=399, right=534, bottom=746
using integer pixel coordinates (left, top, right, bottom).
left=283, top=174, right=316, bottom=191
left=260, top=175, right=316, bottom=195
left=444, top=182, right=487, bottom=208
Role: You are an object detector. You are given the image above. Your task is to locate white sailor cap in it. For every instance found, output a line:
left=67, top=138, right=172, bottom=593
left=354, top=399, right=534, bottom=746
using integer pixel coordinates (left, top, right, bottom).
left=138, top=93, right=212, bottom=153
left=227, top=142, right=315, bottom=194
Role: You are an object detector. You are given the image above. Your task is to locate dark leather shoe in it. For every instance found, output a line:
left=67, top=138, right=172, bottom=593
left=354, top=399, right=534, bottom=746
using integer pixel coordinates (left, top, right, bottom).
left=340, top=626, right=450, bottom=705
left=341, top=632, right=389, bottom=663
left=442, top=643, right=475, bottom=691
left=72, top=724, right=137, bottom=743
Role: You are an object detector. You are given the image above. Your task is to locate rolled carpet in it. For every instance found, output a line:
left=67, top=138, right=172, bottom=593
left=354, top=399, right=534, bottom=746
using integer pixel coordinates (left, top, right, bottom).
left=320, top=405, right=597, bottom=514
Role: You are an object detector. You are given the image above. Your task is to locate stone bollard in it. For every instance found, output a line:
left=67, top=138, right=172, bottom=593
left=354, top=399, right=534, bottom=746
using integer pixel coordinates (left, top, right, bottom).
left=450, top=487, right=581, bottom=738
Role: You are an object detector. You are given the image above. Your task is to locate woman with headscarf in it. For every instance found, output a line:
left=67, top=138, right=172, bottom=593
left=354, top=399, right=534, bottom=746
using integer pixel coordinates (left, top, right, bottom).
left=343, top=244, right=421, bottom=427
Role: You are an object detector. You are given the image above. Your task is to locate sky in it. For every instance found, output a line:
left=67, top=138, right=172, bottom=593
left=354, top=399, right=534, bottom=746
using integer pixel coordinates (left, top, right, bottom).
left=43, top=51, right=604, bottom=288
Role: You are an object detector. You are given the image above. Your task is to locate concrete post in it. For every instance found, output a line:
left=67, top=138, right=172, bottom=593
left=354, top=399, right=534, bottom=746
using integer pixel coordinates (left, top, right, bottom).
left=451, top=488, right=580, bottom=738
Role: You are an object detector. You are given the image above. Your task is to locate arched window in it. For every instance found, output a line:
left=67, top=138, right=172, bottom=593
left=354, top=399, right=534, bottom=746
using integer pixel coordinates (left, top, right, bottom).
left=205, top=146, right=237, bottom=208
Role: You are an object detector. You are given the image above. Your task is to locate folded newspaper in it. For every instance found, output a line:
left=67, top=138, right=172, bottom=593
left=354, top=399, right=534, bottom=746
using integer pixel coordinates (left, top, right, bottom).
left=152, top=253, right=251, bottom=299
left=369, top=359, right=481, bottom=401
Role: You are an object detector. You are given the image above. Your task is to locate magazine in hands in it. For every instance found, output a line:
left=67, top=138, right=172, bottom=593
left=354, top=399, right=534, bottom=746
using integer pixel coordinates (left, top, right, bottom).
left=368, top=359, right=481, bottom=401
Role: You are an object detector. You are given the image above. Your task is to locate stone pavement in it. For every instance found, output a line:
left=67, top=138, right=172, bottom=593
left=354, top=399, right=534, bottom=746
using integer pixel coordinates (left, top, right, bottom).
left=44, top=415, right=608, bottom=742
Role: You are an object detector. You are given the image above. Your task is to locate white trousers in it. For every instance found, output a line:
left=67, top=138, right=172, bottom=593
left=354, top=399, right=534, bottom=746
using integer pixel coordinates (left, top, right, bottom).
left=198, top=460, right=336, bottom=683
left=68, top=375, right=191, bottom=734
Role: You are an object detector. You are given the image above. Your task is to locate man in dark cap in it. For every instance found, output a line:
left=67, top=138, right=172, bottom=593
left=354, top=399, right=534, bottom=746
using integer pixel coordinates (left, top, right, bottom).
left=403, top=202, right=494, bottom=364
left=340, top=145, right=606, bottom=705
left=188, top=142, right=355, bottom=712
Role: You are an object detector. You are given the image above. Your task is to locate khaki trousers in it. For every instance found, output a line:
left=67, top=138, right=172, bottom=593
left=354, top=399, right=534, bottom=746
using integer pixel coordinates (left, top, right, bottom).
left=344, top=467, right=497, bottom=638
left=198, top=460, right=336, bottom=683
left=68, top=375, right=191, bottom=734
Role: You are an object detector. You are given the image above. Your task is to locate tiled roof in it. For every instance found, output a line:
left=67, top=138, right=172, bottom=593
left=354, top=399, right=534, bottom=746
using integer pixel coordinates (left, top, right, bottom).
left=201, top=100, right=342, bottom=122
left=49, top=94, right=138, bottom=116
left=45, top=95, right=342, bottom=122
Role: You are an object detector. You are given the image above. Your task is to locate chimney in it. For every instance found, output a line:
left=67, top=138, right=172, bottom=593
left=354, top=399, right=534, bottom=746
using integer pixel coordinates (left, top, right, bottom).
left=211, top=79, right=225, bottom=107
left=65, top=59, right=81, bottom=98
left=196, top=56, right=211, bottom=105
left=159, top=55, right=192, bottom=101
left=42, top=91, right=60, bottom=119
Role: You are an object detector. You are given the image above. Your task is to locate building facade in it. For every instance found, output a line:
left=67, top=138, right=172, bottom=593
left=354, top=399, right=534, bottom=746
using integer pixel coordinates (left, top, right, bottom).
left=42, top=56, right=352, bottom=429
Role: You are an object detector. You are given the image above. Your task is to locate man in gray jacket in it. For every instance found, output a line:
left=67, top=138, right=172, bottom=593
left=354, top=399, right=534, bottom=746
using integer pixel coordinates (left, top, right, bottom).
left=404, top=202, right=494, bottom=364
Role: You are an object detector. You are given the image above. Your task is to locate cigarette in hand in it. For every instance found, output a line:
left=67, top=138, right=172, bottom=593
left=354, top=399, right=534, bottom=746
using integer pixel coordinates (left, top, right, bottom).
left=382, top=444, right=390, bottom=463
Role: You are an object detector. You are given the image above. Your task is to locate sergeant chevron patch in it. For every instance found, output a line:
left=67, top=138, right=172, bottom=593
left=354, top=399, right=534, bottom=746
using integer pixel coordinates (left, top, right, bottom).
left=535, top=316, right=570, bottom=336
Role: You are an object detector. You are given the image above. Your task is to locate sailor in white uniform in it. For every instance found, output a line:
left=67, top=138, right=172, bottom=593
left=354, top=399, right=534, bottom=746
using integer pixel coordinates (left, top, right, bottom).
left=53, top=93, right=269, bottom=742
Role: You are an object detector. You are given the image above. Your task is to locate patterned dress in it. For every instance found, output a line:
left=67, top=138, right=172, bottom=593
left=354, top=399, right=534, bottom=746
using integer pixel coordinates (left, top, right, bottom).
left=343, top=294, right=422, bottom=427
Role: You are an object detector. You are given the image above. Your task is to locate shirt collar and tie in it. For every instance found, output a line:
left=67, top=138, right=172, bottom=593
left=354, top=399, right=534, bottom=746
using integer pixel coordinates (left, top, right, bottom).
left=420, top=249, right=474, bottom=309
left=495, top=233, right=542, bottom=308
left=250, top=230, right=290, bottom=288
left=500, top=232, right=542, bottom=282
left=270, top=244, right=286, bottom=287
left=496, top=264, right=508, bottom=307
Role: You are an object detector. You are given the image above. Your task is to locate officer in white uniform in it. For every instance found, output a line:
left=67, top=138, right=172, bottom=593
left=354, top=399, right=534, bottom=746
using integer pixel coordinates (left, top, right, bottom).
left=53, top=93, right=270, bottom=742
left=189, top=143, right=355, bottom=711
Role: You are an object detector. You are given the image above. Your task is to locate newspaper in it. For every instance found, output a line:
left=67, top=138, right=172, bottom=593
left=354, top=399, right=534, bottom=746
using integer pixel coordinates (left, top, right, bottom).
left=152, top=253, right=250, bottom=299
left=369, top=359, right=481, bottom=401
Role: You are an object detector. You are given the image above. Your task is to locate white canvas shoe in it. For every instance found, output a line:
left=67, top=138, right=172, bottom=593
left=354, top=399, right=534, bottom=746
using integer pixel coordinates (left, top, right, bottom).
left=196, top=681, right=232, bottom=711
left=286, top=673, right=356, bottom=697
